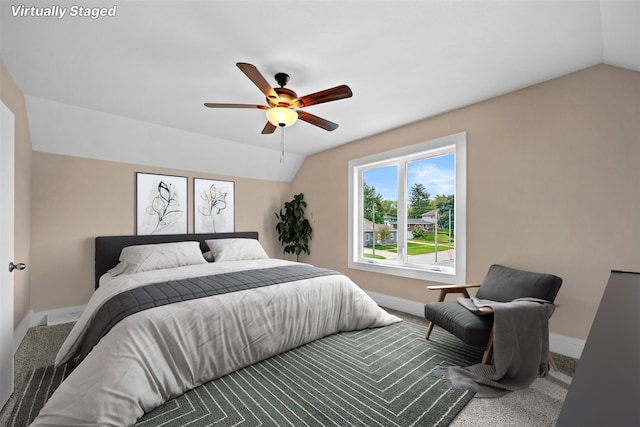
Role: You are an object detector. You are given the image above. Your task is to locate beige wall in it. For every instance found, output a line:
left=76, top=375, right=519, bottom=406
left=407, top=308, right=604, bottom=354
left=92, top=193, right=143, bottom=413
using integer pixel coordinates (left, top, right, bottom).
left=0, top=60, right=32, bottom=328
left=11, top=63, right=640, bottom=343
left=29, top=153, right=291, bottom=311
left=292, top=64, right=640, bottom=340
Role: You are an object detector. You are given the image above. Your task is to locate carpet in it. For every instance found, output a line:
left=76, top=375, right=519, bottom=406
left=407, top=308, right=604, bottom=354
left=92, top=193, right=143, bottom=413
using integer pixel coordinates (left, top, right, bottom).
left=450, top=370, right=572, bottom=427
left=8, top=321, right=484, bottom=427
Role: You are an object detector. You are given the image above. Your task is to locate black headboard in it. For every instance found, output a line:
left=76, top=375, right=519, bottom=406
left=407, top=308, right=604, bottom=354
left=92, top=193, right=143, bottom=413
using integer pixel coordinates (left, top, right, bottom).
left=94, top=232, right=259, bottom=288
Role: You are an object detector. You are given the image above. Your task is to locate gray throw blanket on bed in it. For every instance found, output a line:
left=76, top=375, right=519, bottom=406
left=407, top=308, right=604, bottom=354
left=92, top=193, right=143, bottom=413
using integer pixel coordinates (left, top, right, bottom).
left=442, top=297, right=555, bottom=398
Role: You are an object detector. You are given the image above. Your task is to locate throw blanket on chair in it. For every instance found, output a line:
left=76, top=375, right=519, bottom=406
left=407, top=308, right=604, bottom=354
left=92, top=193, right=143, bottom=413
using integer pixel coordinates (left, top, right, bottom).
left=442, top=297, right=555, bottom=398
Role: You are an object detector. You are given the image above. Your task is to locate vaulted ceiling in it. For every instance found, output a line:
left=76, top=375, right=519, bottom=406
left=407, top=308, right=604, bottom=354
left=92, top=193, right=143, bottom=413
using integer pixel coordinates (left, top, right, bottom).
left=1, top=1, right=639, bottom=181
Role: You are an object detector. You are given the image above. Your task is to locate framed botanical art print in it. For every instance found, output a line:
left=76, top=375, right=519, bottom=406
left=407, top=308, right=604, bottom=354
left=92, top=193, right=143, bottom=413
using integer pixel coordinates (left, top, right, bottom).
left=136, top=172, right=188, bottom=235
left=194, top=178, right=235, bottom=233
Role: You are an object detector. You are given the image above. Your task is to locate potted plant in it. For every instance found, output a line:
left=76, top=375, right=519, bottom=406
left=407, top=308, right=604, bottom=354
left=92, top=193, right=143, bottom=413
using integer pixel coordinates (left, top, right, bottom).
left=275, top=193, right=313, bottom=261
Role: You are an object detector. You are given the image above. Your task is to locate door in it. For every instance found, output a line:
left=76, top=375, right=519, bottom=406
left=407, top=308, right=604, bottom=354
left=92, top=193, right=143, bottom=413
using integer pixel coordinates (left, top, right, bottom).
left=0, top=100, right=16, bottom=408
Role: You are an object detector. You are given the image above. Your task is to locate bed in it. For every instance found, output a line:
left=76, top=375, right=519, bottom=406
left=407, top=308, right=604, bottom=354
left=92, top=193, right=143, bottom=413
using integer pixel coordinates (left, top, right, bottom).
left=31, top=232, right=400, bottom=426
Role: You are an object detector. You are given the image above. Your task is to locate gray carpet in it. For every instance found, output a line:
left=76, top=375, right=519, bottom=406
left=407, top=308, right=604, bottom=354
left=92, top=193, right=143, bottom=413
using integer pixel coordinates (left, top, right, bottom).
left=450, top=369, right=572, bottom=427
left=7, top=322, right=483, bottom=426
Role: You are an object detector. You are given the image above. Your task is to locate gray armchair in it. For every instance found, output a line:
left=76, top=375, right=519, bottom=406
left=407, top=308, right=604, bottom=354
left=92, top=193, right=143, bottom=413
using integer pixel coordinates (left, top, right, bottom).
left=424, top=264, right=562, bottom=365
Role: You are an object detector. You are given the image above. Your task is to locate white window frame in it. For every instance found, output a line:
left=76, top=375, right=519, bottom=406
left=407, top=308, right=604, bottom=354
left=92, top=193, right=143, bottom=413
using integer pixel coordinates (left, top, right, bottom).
left=348, top=132, right=466, bottom=284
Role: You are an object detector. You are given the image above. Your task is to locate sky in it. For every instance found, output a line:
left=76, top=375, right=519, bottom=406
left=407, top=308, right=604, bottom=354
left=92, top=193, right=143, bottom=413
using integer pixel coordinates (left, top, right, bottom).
left=363, top=153, right=454, bottom=201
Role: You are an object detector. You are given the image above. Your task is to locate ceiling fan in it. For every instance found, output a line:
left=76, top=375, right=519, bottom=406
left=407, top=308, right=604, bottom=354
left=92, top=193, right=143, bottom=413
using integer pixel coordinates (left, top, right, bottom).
left=204, top=62, right=353, bottom=134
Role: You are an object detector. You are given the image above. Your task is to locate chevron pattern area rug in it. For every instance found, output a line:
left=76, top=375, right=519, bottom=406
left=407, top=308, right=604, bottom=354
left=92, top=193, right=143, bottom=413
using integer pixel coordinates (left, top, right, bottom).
left=9, top=321, right=484, bottom=427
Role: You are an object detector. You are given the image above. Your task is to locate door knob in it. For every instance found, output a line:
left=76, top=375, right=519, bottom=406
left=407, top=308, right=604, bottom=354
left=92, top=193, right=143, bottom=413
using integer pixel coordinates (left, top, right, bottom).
left=8, top=262, right=26, bottom=272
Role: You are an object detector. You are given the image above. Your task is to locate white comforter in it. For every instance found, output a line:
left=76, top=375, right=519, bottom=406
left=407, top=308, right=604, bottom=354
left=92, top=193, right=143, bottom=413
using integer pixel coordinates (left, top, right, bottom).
left=32, top=259, right=400, bottom=426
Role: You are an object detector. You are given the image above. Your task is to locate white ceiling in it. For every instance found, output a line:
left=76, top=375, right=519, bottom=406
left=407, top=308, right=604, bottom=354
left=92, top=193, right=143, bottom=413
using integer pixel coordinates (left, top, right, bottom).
left=1, top=1, right=639, bottom=181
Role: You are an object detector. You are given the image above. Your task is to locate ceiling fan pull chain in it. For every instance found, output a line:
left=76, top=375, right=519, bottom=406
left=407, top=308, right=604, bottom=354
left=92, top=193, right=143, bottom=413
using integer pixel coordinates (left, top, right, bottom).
left=280, top=126, right=285, bottom=163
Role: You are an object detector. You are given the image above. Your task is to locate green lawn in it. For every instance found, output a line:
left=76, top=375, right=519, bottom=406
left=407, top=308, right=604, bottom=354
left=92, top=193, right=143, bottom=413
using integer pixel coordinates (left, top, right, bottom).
left=364, top=229, right=454, bottom=257
left=365, top=240, right=454, bottom=255
left=413, top=231, right=455, bottom=244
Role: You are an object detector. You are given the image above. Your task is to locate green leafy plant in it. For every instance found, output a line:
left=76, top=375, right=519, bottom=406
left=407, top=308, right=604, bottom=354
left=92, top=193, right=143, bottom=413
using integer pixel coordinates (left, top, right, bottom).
left=275, top=193, right=313, bottom=261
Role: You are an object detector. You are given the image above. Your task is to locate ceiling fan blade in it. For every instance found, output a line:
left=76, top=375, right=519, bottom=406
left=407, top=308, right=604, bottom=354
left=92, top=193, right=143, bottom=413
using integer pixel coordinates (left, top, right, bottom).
left=236, top=62, right=280, bottom=102
left=292, top=85, right=352, bottom=108
left=204, top=103, right=268, bottom=109
left=297, top=111, right=339, bottom=131
left=261, top=121, right=277, bottom=134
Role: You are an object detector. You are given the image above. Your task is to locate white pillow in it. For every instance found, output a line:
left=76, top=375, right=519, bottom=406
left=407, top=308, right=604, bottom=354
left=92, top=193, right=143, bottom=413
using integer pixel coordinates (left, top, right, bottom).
left=109, top=241, right=207, bottom=276
left=205, top=238, right=269, bottom=262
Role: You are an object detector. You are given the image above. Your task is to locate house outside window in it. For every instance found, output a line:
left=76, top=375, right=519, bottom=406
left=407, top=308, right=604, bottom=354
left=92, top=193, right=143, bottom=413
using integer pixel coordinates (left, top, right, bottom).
left=348, top=132, right=467, bottom=284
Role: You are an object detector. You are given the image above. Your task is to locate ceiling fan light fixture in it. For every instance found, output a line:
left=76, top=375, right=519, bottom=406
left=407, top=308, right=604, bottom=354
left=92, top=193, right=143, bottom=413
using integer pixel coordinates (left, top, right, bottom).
left=266, top=106, right=298, bottom=127
left=205, top=63, right=350, bottom=133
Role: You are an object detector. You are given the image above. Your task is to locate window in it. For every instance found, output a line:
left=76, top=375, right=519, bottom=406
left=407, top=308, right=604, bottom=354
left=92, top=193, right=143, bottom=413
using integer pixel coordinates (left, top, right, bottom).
left=348, top=132, right=466, bottom=284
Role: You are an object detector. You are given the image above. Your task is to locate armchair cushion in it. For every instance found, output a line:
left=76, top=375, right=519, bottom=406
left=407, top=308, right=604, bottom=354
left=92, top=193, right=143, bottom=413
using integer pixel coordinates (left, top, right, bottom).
left=424, top=301, right=494, bottom=346
left=475, top=264, right=562, bottom=303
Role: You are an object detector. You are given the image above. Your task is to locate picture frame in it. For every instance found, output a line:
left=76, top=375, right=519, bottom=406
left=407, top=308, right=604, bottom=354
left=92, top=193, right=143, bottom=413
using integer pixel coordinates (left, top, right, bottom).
left=193, top=178, right=235, bottom=233
left=136, top=172, right=188, bottom=235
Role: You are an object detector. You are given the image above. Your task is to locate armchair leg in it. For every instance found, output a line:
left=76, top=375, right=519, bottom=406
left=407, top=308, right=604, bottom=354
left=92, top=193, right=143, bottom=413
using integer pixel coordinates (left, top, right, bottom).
left=425, top=322, right=435, bottom=340
left=482, top=326, right=495, bottom=364
left=481, top=325, right=560, bottom=373
left=549, top=353, right=558, bottom=372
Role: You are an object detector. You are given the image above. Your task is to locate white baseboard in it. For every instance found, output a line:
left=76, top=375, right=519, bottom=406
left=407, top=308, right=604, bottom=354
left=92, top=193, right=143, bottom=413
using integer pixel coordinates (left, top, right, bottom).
left=549, top=332, right=584, bottom=359
left=366, top=290, right=585, bottom=359
left=365, top=290, right=425, bottom=317
left=13, top=305, right=85, bottom=355
left=31, top=305, right=85, bottom=327
left=13, top=310, right=33, bottom=355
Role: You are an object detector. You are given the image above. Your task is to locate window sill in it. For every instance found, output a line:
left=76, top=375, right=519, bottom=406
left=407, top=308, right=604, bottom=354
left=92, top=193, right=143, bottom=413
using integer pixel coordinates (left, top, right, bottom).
left=348, top=259, right=464, bottom=284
